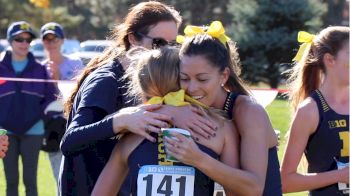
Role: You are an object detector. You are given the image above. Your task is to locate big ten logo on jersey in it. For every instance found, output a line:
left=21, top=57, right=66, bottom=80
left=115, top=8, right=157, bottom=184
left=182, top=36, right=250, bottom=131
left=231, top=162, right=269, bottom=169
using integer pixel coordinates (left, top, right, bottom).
left=328, top=119, right=347, bottom=128
left=158, top=134, right=173, bottom=166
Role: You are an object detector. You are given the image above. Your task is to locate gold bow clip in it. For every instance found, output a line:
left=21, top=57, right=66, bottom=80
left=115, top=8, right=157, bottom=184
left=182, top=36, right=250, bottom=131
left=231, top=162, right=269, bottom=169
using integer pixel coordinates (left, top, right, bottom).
left=176, top=21, right=231, bottom=46
left=29, top=0, right=50, bottom=8
left=293, top=31, right=315, bottom=62
left=147, top=89, right=208, bottom=109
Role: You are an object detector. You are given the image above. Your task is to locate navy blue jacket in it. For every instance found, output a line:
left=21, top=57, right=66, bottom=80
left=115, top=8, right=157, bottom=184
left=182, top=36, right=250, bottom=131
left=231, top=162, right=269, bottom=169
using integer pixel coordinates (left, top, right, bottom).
left=59, top=59, right=136, bottom=196
left=0, top=50, right=58, bottom=134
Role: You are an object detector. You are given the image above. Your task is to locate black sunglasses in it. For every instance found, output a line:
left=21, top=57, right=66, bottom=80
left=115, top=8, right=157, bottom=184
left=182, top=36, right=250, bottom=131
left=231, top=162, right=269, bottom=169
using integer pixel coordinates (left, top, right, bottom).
left=136, top=32, right=176, bottom=49
left=13, top=37, right=32, bottom=44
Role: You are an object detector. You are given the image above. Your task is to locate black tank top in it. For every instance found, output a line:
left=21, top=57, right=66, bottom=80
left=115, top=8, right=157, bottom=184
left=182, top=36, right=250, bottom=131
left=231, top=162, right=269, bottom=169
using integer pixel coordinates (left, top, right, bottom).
left=306, top=90, right=349, bottom=196
left=125, top=132, right=218, bottom=196
left=223, top=92, right=282, bottom=196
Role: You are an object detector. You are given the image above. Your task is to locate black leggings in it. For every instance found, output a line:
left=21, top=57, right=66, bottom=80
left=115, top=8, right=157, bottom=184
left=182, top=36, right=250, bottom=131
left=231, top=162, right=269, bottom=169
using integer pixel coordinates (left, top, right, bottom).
left=2, top=134, right=43, bottom=196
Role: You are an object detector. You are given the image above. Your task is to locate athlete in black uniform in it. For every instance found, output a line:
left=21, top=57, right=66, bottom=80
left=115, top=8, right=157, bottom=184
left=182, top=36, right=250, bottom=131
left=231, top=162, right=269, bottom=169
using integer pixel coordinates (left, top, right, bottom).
left=166, top=24, right=281, bottom=195
left=281, top=26, right=349, bottom=195
left=306, top=90, right=349, bottom=195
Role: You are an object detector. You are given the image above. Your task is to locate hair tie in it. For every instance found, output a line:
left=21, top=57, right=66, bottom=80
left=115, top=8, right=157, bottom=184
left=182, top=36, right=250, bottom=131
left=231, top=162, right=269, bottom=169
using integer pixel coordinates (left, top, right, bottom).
left=293, top=31, right=315, bottom=62
left=176, top=21, right=231, bottom=46
left=148, top=89, right=208, bottom=109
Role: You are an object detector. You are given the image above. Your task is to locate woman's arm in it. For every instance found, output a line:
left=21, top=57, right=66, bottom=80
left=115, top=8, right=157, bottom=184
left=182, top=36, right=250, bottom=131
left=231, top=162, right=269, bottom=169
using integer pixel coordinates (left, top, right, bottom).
left=231, top=97, right=273, bottom=195
left=219, top=122, right=240, bottom=196
left=91, top=143, right=128, bottom=196
left=61, top=104, right=172, bottom=156
left=165, top=121, right=263, bottom=196
left=92, top=134, right=143, bottom=196
left=60, top=106, right=114, bottom=156
left=281, top=99, right=349, bottom=193
left=186, top=121, right=242, bottom=196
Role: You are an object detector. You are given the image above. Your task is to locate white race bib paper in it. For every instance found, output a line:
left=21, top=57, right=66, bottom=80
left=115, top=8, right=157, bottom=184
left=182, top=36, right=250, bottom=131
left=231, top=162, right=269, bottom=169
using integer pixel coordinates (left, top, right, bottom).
left=137, top=165, right=195, bottom=196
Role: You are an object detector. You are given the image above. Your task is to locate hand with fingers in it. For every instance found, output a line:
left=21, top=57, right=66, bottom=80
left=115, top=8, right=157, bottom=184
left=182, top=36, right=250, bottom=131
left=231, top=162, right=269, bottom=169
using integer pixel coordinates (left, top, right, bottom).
left=164, top=105, right=218, bottom=141
left=47, top=60, right=61, bottom=80
left=112, top=104, right=172, bottom=142
left=164, top=132, right=204, bottom=166
left=0, top=135, right=9, bottom=158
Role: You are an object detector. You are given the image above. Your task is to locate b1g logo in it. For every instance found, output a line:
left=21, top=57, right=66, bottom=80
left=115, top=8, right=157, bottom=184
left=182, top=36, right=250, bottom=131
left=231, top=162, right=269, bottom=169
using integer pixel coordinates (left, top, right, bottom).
left=137, top=165, right=195, bottom=196
left=328, top=119, right=347, bottom=128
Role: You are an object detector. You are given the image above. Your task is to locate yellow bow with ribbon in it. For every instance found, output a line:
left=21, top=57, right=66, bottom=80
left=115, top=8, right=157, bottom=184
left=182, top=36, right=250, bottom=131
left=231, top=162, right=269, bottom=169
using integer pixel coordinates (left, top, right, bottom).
left=29, top=0, right=50, bottom=8
left=176, top=21, right=231, bottom=46
left=147, top=89, right=208, bottom=109
left=293, top=31, right=315, bottom=62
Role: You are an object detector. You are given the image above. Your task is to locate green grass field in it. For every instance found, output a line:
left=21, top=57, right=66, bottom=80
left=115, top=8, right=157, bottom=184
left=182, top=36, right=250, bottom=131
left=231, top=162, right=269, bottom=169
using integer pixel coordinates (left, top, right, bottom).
left=0, top=99, right=307, bottom=195
left=266, top=99, right=307, bottom=196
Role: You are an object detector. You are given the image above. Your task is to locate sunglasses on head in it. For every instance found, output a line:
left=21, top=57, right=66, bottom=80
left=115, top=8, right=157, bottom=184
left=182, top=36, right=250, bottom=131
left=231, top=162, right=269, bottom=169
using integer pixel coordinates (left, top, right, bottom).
left=136, top=32, right=176, bottom=49
left=13, top=37, right=32, bottom=44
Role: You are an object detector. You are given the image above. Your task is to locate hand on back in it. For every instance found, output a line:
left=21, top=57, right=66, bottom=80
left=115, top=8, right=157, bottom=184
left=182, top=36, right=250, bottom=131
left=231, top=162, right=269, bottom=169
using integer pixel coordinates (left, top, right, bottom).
left=113, top=104, right=172, bottom=142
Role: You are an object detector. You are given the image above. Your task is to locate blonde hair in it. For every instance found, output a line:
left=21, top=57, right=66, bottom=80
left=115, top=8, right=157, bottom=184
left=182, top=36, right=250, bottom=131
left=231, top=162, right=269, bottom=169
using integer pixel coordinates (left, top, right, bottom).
left=287, top=26, right=350, bottom=111
left=126, top=46, right=181, bottom=101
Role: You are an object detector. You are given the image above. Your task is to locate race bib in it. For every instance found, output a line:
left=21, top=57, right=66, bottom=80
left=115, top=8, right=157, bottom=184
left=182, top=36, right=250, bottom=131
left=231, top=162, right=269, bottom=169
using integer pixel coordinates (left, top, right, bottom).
left=137, top=165, right=195, bottom=196
left=337, top=161, right=350, bottom=194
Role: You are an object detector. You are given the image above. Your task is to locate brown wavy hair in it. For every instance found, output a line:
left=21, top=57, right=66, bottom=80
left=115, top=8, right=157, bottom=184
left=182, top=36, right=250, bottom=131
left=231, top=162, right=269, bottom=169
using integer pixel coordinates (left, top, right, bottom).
left=287, top=26, right=350, bottom=111
left=64, top=1, right=182, bottom=116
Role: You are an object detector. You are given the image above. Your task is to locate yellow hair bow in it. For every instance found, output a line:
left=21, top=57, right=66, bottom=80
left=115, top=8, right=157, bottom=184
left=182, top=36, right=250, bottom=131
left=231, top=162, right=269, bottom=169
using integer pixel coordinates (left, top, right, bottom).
left=30, top=0, right=50, bottom=8
left=293, top=31, right=315, bottom=62
left=147, top=89, right=208, bottom=109
left=176, top=21, right=231, bottom=46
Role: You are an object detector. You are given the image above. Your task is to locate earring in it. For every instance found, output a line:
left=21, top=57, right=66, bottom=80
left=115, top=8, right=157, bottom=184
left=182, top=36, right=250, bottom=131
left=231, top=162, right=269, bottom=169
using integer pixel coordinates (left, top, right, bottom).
left=221, top=83, right=224, bottom=87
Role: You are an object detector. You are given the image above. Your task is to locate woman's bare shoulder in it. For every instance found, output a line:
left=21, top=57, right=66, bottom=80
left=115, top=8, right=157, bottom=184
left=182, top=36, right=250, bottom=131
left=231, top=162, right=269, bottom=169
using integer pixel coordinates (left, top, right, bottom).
left=234, top=95, right=267, bottom=119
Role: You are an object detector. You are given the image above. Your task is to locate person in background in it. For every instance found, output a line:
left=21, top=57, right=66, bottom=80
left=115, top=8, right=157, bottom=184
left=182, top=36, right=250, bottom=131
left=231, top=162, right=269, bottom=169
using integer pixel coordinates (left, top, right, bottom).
left=60, top=2, right=216, bottom=195
left=40, top=22, right=83, bottom=184
left=41, top=22, right=83, bottom=81
left=0, top=21, right=58, bottom=196
left=281, top=27, right=349, bottom=195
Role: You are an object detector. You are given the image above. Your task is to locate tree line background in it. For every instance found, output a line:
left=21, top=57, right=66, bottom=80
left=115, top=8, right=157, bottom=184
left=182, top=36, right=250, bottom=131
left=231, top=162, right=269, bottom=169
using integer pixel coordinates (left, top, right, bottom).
left=0, top=0, right=348, bottom=87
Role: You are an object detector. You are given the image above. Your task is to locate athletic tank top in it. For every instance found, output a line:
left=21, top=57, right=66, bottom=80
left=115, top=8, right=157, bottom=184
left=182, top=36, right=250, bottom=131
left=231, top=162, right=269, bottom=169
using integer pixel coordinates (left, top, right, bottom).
left=223, top=92, right=282, bottom=196
left=126, top=132, right=219, bottom=196
left=306, top=90, right=349, bottom=196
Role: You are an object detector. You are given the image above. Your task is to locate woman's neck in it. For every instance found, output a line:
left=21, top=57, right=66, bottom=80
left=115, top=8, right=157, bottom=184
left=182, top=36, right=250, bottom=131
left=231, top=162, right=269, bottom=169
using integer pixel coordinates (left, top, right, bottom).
left=212, top=89, right=229, bottom=109
left=319, top=77, right=349, bottom=114
left=12, top=53, right=27, bottom=61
